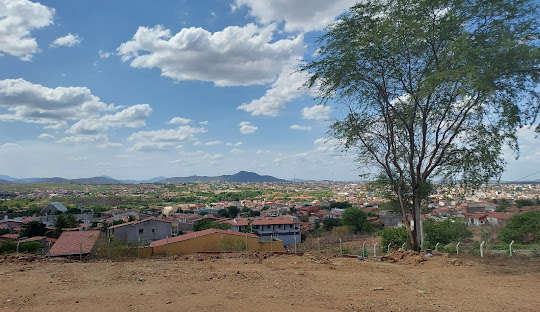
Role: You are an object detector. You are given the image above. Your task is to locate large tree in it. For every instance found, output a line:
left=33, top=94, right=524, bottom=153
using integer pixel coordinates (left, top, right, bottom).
left=303, top=0, right=539, bottom=251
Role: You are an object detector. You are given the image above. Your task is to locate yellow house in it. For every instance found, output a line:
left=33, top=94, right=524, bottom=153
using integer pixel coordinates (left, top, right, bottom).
left=149, top=228, right=284, bottom=256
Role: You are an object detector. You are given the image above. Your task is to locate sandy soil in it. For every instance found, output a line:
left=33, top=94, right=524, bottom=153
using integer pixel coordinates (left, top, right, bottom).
left=0, top=252, right=538, bottom=312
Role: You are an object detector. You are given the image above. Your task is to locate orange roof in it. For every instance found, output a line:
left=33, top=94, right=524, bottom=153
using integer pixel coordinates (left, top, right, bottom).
left=17, top=236, right=47, bottom=243
left=49, top=231, right=101, bottom=256
left=487, top=212, right=514, bottom=220
left=150, top=229, right=258, bottom=247
left=0, top=233, right=19, bottom=239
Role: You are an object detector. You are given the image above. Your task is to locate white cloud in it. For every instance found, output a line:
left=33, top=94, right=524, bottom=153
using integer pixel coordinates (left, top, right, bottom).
left=302, top=104, right=331, bottom=120
left=226, top=142, right=243, bottom=147
left=50, top=33, right=81, bottom=48
left=66, top=104, right=152, bottom=135
left=230, top=148, right=244, bottom=153
left=98, top=50, right=111, bottom=58
left=237, top=62, right=310, bottom=116
left=234, top=0, right=355, bottom=32
left=239, top=121, right=258, bottom=134
left=58, top=133, right=120, bottom=148
left=171, top=150, right=224, bottom=165
left=117, top=23, right=303, bottom=87
left=205, top=141, right=222, bottom=146
left=0, top=78, right=115, bottom=127
left=314, top=137, right=341, bottom=153
left=199, top=120, right=209, bottom=125
left=38, top=133, right=54, bottom=139
left=0, top=143, right=22, bottom=151
left=168, top=116, right=191, bottom=125
left=290, top=124, right=312, bottom=131
left=0, top=0, right=54, bottom=60
left=128, top=125, right=206, bottom=152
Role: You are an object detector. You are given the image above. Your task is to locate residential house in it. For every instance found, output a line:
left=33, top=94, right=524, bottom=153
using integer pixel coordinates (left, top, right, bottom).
left=464, top=213, right=489, bottom=226
left=109, top=217, right=174, bottom=245
left=49, top=231, right=102, bottom=258
left=221, top=216, right=301, bottom=246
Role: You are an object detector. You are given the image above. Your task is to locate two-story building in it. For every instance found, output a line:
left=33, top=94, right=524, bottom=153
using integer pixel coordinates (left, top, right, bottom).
left=221, top=216, right=301, bottom=246
left=109, top=217, right=175, bottom=245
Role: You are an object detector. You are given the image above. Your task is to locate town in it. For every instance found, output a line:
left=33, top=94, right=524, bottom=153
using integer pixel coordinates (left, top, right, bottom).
left=1, top=180, right=538, bottom=258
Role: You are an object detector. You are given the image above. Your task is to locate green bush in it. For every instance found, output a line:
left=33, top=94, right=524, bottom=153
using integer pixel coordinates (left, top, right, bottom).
left=498, top=211, right=540, bottom=244
left=423, top=219, right=472, bottom=249
left=378, top=226, right=407, bottom=247
left=19, top=241, right=41, bottom=253
left=0, top=241, right=16, bottom=254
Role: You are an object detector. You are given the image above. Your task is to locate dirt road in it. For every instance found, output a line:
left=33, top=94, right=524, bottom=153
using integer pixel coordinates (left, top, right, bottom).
left=0, top=252, right=538, bottom=311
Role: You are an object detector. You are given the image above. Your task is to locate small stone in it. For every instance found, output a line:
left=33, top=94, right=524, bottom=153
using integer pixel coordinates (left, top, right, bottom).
left=138, top=278, right=145, bottom=282
left=373, top=287, right=384, bottom=291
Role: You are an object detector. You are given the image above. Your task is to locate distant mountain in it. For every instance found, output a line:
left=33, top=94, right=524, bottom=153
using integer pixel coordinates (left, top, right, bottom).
left=71, top=177, right=121, bottom=184
left=162, top=171, right=288, bottom=183
left=0, top=175, right=16, bottom=181
left=39, top=177, right=71, bottom=183
left=121, top=176, right=167, bottom=184
left=0, top=179, right=12, bottom=184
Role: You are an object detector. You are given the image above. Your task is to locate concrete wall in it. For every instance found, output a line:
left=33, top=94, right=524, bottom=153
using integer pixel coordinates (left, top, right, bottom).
left=149, top=233, right=284, bottom=257
left=112, top=219, right=172, bottom=245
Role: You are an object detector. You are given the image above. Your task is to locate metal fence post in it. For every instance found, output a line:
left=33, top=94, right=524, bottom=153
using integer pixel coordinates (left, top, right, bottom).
left=339, top=238, right=343, bottom=256
left=480, top=241, right=485, bottom=257
left=509, top=240, right=514, bottom=257
left=362, top=241, right=366, bottom=257
left=387, top=243, right=391, bottom=252
left=456, top=242, right=460, bottom=254
left=374, top=243, right=378, bottom=257
left=435, top=242, right=440, bottom=251
left=401, top=242, right=406, bottom=250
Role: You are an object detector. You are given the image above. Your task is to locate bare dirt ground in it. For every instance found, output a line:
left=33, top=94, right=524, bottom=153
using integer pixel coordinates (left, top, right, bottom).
left=0, top=252, right=539, bottom=312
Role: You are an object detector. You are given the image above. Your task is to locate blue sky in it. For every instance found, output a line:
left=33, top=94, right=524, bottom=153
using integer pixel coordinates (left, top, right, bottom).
left=0, top=0, right=538, bottom=182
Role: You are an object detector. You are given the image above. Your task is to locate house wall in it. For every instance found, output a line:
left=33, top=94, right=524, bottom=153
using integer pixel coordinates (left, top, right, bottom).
left=112, top=220, right=172, bottom=245
left=149, top=233, right=284, bottom=257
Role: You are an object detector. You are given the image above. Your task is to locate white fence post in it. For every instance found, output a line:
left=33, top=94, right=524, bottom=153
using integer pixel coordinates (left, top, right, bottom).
left=374, top=243, right=378, bottom=258
left=435, top=242, right=440, bottom=251
left=387, top=243, right=391, bottom=252
left=401, top=242, right=406, bottom=251
left=509, top=240, right=514, bottom=257
left=480, top=241, right=485, bottom=257
left=339, top=238, right=343, bottom=256
left=362, top=241, right=366, bottom=257
left=456, top=242, right=460, bottom=254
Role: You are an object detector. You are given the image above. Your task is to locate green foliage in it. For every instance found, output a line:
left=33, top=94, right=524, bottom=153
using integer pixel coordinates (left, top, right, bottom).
left=303, top=0, right=540, bottom=251
left=53, top=213, right=80, bottom=237
left=423, top=219, right=472, bottom=249
left=0, top=228, right=9, bottom=236
left=0, top=241, right=16, bottom=254
left=322, top=218, right=341, bottom=231
left=193, top=219, right=230, bottom=232
left=19, top=241, right=41, bottom=253
left=20, top=221, right=47, bottom=238
left=515, top=199, right=535, bottom=208
left=531, top=245, right=540, bottom=258
left=341, top=207, right=373, bottom=234
left=379, top=226, right=408, bottom=247
left=498, top=211, right=540, bottom=244
left=329, top=202, right=352, bottom=209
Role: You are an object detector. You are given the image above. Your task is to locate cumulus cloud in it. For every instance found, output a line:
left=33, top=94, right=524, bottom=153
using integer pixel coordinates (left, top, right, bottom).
left=0, top=0, right=54, bottom=60
left=302, top=104, right=331, bottom=120
left=230, top=148, right=244, bottom=153
left=66, top=104, right=152, bottom=135
left=226, top=142, right=243, bottom=147
left=38, top=133, right=54, bottom=139
left=128, top=125, right=206, bottom=152
left=290, top=124, right=312, bottom=131
left=171, top=150, right=224, bottom=165
left=98, top=50, right=111, bottom=58
left=205, top=141, right=222, bottom=146
left=0, top=78, right=115, bottom=127
left=234, top=0, right=355, bottom=32
left=117, top=23, right=303, bottom=86
left=168, top=116, right=191, bottom=125
left=0, top=143, right=22, bottom=151
left=199, top=120, right=209, bottom=125
left=50, top=33, right=81, bottom=48
left=239, top=121, right=258, bottom=134
left=237, top=62, right=310, bottom=116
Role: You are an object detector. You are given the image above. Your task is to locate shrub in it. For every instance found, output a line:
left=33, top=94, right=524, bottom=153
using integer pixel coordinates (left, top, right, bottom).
left=423, top=219, right=472, bottom=249
left=0, top=241, right=16, bottom=254
left=378, top=226, right=407, bottom=247
left=19, top=241, right=41, bottom=253
left=498, top=211, right=540, bottom=244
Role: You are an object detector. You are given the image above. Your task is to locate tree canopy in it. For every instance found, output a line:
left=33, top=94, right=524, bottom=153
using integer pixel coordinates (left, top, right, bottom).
left=341, top=207, right=373, bottom=234
left=303, top=0, right=539, bottom=250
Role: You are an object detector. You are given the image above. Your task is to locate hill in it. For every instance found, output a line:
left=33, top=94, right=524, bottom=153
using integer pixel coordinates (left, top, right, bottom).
left=162, top=171, right=287, bottom=183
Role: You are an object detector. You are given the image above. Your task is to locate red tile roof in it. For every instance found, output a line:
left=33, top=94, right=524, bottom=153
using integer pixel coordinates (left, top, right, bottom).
left=0, top=233, right=19, bottom=239
left=49, top=231, right=101, bottom=257
left=222, top=217, right=299, bottom=226
left=487, top=212, right=514, bottom=220
left=16, top=236, right=47, bottom=243
left=150, top=229, right=258, bottom=247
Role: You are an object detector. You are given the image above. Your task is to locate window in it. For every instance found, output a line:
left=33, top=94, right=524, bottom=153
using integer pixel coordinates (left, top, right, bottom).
left=139, top=229, right=144, bottom=234
left=152, top=229, right=155, bottom=233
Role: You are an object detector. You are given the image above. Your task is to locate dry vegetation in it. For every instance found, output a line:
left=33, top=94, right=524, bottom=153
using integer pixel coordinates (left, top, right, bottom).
left=0, top=251, right=539, bottom=312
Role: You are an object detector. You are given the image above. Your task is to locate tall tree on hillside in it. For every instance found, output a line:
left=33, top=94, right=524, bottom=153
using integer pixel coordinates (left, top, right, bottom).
left=303, top=0, right=539, bottom=251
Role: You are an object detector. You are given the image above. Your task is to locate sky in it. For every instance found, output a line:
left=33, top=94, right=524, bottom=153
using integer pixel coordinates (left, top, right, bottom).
left=0, top=0, right=538, bottom=182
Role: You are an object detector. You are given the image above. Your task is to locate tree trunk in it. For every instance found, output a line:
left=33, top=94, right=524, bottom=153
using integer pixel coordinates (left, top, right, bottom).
left=412, top=194, right=424, bottom=252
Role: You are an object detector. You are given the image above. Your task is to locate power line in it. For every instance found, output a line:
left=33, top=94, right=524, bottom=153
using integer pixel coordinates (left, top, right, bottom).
left=506, top=169, right=540, bottom=184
